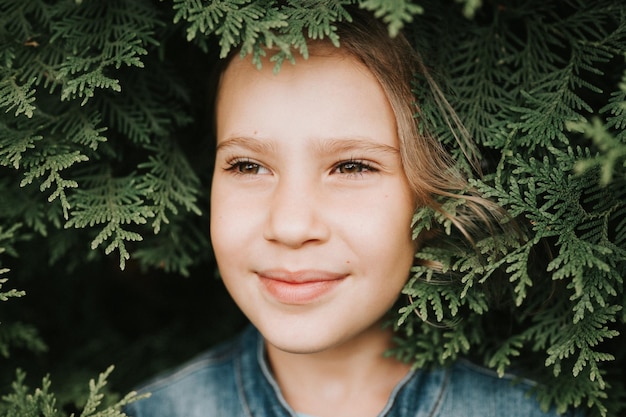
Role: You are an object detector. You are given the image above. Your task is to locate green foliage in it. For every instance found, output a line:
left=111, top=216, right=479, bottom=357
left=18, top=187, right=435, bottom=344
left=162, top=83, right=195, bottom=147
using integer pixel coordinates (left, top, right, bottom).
left=3, top=231, right=145, bottom=415
left=172, top=0, right=355, bottom=69
left=0, top=0, right=202, bottom=270
left=0, top=366, right=146, bottom=417
left=571, top=73, right=626, bottom=185
left=359, top=0, right=423, bottom=37
left=1, top=0, right=625, bottom=416
left=0, top=225, right=47, bottom=359
left=389, top=1, right=626, bottom=415
left=63, top=171, right=153, bottom=270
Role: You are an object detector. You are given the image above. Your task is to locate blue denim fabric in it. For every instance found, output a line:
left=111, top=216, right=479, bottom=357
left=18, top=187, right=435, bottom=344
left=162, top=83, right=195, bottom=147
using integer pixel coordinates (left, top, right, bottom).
left=124, top=325, right=574, bottom=417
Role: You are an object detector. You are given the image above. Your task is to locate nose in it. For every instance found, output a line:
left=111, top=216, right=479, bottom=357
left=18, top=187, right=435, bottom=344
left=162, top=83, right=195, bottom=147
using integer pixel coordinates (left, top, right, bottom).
left=263, top=175, right=330, bottom=248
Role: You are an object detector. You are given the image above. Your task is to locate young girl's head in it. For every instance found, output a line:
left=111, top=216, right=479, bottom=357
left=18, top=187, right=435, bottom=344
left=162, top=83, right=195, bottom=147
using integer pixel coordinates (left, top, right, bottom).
left=209, top=8, right=493, bottom=354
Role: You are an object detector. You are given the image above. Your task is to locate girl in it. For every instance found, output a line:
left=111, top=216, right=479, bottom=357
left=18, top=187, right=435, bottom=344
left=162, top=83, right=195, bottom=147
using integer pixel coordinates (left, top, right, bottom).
left=126, top=8, right=573, bottom=417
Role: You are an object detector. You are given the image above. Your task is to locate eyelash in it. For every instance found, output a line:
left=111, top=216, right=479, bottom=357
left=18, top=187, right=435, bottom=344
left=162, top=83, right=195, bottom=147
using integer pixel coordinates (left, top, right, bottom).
left=332, top=159, right=377, bottom=176
left=224, top=158, right=377, bottom=177
left=225, top=158, right=266, bottom=175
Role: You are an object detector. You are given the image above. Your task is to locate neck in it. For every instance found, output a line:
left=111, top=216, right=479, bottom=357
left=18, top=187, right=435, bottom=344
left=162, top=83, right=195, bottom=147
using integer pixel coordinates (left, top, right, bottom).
left=265, top=323, right=411, bottom=417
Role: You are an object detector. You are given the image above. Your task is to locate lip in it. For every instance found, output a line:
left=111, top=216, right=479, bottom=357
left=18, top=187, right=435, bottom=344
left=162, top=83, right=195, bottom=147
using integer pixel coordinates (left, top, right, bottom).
left=257, top=269, right=346, bottom=305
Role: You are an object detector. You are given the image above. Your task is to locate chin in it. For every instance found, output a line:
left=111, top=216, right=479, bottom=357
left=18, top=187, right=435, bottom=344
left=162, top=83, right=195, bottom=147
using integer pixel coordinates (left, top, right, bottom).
left=257, top=321, right=346, bottom=355
left=269, top=341, right=328, bottom=355
left=268, top=337, right=350, bottom=356
left=265, top=331, right=332, bottom=353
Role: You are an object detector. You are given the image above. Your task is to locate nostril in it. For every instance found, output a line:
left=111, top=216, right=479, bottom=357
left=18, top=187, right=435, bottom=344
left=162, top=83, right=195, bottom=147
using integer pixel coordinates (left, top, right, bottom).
left=263, top=186, right=329, bottom=247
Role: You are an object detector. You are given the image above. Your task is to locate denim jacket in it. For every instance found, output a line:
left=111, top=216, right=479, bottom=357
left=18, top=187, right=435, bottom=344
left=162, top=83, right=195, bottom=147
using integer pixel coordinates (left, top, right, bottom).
left=125, top=325, right=573, bottom=417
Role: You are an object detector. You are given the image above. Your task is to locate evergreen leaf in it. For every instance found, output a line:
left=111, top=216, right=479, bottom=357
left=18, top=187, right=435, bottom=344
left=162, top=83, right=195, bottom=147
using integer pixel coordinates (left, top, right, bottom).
left=485, top=335, right=524, bottom=377
left=0, top=321, right=47, bottom=359
left=65, top=170, right=154, bottom=270
left=19, top=149, right=89, bottom=219
left=358, top=0, right=423, bottom=37
left=132, top=217, right=209, bottom=277
left=570, top=117, right=626, bottom=186
left=0, top=72, right=36, bottom=118
left=0, top=126, right=42, bottom=169
left=137, top=140, right=201, bottom=234
left=50, top=0, right=158, bottom=104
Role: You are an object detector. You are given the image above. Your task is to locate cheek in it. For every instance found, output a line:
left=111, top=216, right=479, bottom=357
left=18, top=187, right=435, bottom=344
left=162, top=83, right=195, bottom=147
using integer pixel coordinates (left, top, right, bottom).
left=380, top=194, right=416, bottom=275
left=210, top=205, right=254, bottom=301
left=348, top=194, right=415, bottom=272
left=210, top=185, right=252, bottom=263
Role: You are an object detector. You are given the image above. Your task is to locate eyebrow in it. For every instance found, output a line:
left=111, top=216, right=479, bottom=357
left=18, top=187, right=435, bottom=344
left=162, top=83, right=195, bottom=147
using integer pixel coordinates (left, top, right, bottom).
left=216, top=136, right=277, bottom=154
left=217, top=136, right=399, bottom=156
left=314, top=137, right=400, bottom=156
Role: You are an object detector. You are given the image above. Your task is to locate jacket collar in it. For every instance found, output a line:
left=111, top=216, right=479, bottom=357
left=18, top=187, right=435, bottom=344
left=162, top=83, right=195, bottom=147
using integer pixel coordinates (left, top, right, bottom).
left=235, top=325, right=448, bottom=417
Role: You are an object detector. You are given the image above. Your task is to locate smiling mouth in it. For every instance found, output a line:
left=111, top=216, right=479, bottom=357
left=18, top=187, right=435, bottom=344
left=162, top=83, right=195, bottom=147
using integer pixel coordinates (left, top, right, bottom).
left=257, top=270, right=346, bottom=305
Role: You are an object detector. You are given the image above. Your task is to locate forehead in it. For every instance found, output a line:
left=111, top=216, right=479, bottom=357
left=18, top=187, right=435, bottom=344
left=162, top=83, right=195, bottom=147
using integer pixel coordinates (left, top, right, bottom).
left=216, top=40, right=392, bottom=105
left=218, top=48, right=370, bottom=94
left=215, top=49, right=397, bottom=142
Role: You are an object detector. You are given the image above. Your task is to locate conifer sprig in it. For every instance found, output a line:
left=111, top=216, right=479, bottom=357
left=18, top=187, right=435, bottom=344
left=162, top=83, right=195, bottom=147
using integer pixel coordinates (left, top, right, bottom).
left=359, top=0, right=423, bottom=37
left=0, top=71, right=36, bottom=118
left=137, top=140, right=202, bottom=234
left=0, top=367, right=146, bottom=417
left=64, top=170, right=155, bottom=270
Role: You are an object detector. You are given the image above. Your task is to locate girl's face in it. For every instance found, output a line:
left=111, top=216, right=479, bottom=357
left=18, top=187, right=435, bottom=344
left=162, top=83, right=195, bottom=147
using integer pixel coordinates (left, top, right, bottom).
left=211, top=50, right=416, bottom=354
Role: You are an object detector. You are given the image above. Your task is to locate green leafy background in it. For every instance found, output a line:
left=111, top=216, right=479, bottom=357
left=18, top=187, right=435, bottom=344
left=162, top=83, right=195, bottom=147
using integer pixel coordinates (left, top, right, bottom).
left=0, top=1, right=624, bottom=416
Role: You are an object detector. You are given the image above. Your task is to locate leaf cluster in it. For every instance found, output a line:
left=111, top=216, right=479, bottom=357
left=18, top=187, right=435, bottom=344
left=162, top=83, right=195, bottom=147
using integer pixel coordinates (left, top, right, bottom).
left=0, top=366, right=147, bottom=417
left=390, top=1, right=626, bottom=415
left=172, top=0, right=425, bottom=69
left=0, top=0, right=204, bottom=272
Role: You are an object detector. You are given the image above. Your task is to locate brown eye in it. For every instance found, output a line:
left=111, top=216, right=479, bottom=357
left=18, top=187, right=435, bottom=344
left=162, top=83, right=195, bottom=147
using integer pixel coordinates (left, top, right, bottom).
left=335, top=161, right=373, bottom=175
left=339, top=162, right=362, bottom=174
left=226, top=159, right=270, bottom=175
left=237, top=162, right=261, bottom=174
